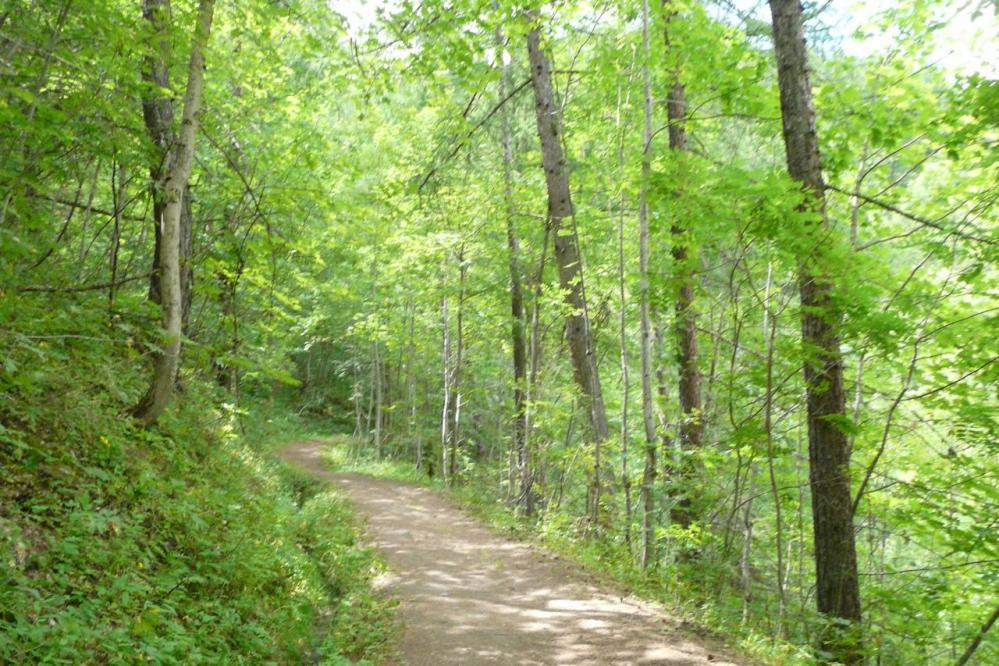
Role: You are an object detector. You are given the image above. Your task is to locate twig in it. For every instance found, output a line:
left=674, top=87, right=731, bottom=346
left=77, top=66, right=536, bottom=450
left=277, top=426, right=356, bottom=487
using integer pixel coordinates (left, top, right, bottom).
left=825, top=183, right=995, bottom=245
left=852, top=343, right=919, bottom=515
left=858, top=559, right=999, bottom=577
left=903, top=355, right=998, bottom=402
left=17, top=272, right=151, bottom=293
left=418, top=78, right=531, bottom=191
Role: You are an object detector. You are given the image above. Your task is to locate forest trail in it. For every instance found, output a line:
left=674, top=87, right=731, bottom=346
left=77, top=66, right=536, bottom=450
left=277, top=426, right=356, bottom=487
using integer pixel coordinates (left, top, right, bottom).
left=281, top=441, right=745, bottom=666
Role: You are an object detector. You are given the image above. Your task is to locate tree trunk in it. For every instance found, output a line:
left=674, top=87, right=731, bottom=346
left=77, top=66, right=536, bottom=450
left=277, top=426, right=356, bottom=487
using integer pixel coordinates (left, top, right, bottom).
left=365, top=351, right=375, bottom=446
left=739, top=464, right=757, bottom=624
left=141, top=0, right=194, bottom=334
left=373, top=340, right=383, bottom=459
left=523, top=225, right=549, bottom=516
left=638, top=0, right=658, bottom=571
left=108, top=156, right=124, bottom=314
left=449, top=244, right=467, bottom=482
left=353, top=361, right=363, bottom=439
left=762, top=260, right=787, bottom=637
left=133, top=0, right=215, bottom=425
left=498, top=33, right=530, bottom=514
left=615, top=77, right=633, bottom=550
left=408, top=304, right=422, bottom=470
left=663, top=6, right=703, bottom=530
left=440, top=289, right=451, bottom=484
left=500, top=52, right=531, bottom=514
left=768, top=1, right=863, bottom=661
left=526, top=22, right=609, bottom=519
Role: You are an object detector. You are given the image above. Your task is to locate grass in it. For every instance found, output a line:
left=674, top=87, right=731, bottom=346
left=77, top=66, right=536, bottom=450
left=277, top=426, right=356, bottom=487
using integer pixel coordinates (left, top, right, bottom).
left=316, top=434, right=815, bottom=666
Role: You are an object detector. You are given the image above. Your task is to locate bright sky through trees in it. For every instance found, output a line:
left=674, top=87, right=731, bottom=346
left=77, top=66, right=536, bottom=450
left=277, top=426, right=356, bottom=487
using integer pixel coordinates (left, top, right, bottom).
left=340, top=0, right=999, bottom=76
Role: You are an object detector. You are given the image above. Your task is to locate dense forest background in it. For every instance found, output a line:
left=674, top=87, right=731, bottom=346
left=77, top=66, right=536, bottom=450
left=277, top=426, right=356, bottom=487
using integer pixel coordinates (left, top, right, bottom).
left=1, top=0, right=996, bottom=664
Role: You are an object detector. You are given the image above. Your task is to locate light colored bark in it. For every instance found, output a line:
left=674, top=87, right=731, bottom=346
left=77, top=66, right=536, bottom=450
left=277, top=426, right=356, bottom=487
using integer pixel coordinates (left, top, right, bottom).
left=440, top=289, right=451, bottom=484
left=133, top=0, right=215, bottom=425
left=408, top=304, right=422, bottom=470
left=524, top=225, right=549, bottom=511
left=615, top=77, right=633, bottom=549
left=638, top=0, right=658, bottom=572
left=449, top=245, right=467, bottom=482
left=141, top=0, right=194, bottom=330
left=374, top=340, right=383, bottom=459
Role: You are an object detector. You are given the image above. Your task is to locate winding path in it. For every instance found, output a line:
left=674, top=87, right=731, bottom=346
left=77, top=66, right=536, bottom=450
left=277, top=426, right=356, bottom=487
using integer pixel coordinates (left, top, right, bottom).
left=281, top=441, right=745, bottom=666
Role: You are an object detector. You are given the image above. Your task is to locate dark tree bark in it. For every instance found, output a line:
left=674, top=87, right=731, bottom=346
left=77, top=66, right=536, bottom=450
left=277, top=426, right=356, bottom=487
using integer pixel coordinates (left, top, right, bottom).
left=133, top=0, right=215, bottom=424
left=954, top=603, right=999, bottom=666
left=526, top=24, right=610, bottom=520
left=141, top=0, right=194, bottom=333
left=498, top=34, right=531, bottom=513
left=768, top=1, right=863, bottom=662
left=663, top=5, right=703, bottom=530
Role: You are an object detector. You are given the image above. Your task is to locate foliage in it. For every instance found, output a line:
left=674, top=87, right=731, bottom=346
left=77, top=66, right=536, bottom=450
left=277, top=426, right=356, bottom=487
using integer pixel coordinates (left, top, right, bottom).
left=0, top=304, right=393, bottom=663
left=1, top=0, right=996, bottom=663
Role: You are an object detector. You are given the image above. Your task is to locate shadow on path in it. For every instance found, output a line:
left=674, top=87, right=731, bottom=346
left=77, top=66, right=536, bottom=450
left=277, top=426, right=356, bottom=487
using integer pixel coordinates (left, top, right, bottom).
left=281, top=440, right=746, bottom=666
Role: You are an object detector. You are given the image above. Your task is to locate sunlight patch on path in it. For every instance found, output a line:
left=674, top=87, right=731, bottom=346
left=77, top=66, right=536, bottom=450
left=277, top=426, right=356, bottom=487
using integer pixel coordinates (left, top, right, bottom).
left=281, top=441, right=746, bottom=666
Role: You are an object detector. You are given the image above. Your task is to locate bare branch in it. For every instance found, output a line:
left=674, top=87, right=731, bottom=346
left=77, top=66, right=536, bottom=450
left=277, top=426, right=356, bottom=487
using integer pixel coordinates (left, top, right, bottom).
left=826, top=183, right=996, bottom=245
left=418, top=78, right=531, bottom=192
left=17, top=272, right=152, bottom=293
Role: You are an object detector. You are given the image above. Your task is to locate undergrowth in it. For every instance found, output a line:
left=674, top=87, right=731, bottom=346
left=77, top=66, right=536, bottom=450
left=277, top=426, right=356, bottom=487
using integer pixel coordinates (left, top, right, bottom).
left=319, top=435, right=815, bottom=666
left=0, top=324, right=394, bottom=664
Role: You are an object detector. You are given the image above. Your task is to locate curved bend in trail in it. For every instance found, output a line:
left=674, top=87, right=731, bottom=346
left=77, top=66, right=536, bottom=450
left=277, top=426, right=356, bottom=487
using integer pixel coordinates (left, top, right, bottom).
left=282, top=441, right=745, bottom=666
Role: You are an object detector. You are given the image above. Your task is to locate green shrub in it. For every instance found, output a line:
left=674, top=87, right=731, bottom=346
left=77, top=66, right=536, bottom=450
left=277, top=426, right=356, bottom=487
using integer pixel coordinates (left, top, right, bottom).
left=0, top=329, right=393, bottom=664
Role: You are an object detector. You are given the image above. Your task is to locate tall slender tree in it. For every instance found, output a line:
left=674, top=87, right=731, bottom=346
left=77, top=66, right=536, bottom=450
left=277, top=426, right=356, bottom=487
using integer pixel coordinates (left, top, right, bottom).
left=638, top=0, right=658, bottom=570
left=449, top=243, right=467, bottom=481
left=498, top=29, right=531, bottom=513
left=133, top=0, right=216, bottom=424
left=614, top=75, right=633, bottom=549
left=768, top=1, right=863, bottom=662
left=140, top=0, right=194, bottom=332
left=525, top=20, right=609, bottom=522
left=663, top=2, right=702, bottom=530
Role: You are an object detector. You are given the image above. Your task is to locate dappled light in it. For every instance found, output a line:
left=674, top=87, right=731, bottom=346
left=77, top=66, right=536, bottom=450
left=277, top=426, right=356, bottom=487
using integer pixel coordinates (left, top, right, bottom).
left=284, top=441, right=741, bottom=665
left=2, top=0, right=995, bottom=663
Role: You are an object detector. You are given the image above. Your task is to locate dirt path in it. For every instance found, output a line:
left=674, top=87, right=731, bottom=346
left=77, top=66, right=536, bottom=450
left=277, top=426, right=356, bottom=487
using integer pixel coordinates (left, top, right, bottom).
left=281, top=441, right=745, bottom=666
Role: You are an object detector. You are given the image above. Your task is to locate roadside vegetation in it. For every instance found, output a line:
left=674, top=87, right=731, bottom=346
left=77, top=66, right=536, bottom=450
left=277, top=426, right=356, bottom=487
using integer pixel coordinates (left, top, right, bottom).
left=0, top=338, right=394, bottom=665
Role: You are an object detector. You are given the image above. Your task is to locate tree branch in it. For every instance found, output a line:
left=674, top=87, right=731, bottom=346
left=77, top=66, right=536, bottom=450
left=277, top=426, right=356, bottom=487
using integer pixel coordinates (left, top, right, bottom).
left=17, top=272, right=152, bottom=293
left=825, top=183, right=996, bottom=245
left=418, top=77, right=531, bottom=192
left=954, top=604, right=999, bottom=666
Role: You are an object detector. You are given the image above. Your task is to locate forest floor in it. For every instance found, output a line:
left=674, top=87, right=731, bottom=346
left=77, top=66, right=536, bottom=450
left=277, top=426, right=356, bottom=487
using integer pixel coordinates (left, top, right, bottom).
left=280, top=440, right=747, bottom=666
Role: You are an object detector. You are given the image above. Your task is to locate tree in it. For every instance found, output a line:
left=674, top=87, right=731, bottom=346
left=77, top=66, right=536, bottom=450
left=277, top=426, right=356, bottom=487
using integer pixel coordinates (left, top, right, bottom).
left=133, top=0, right=216, bottom=425
left=498, top=28, right=531, bottom=513
left=768, top=0, right=863, bottom=661
left=525, top=19, right=609, bottom=522
left=638, top=0, right=658, bottom=570
left=662, top=2, right=702, bottom=530
left=141, top=0, right=195, bottom=332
